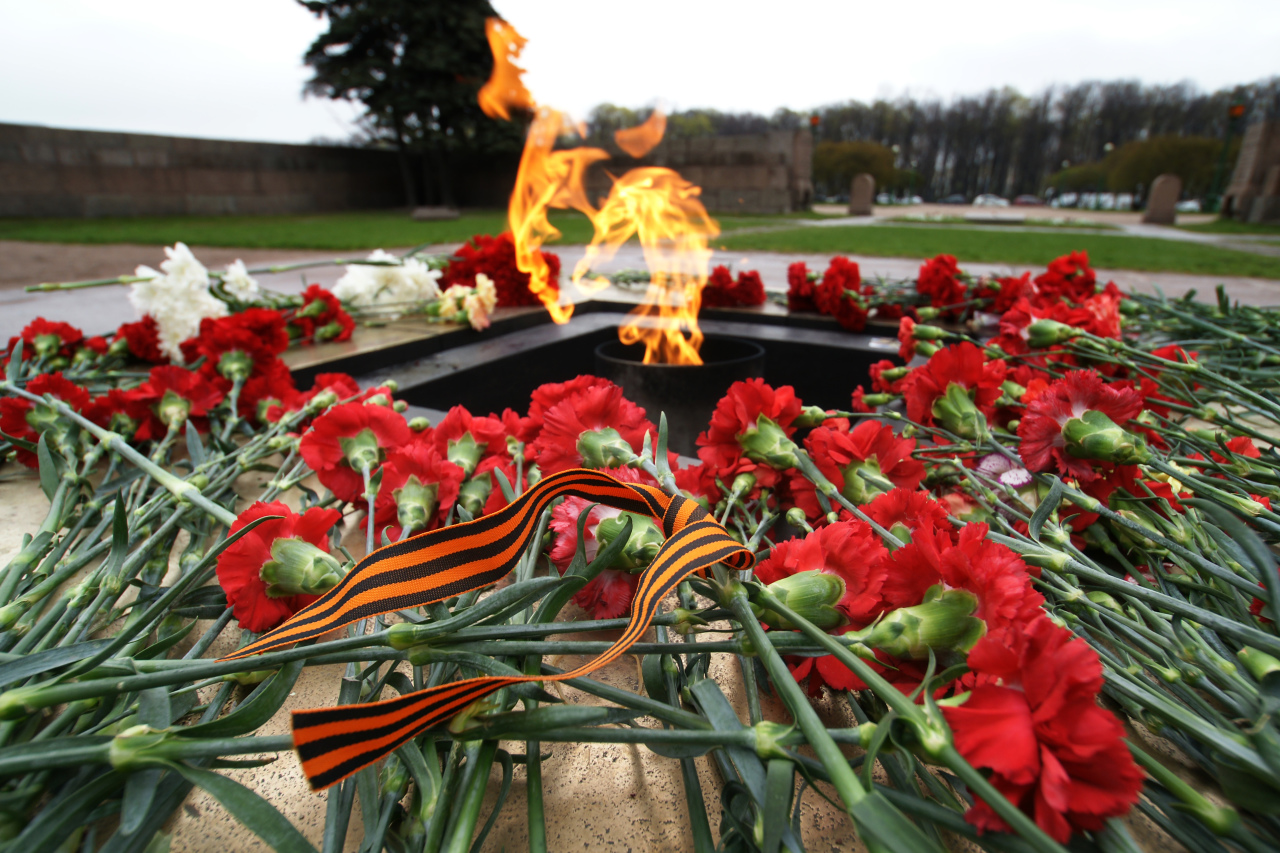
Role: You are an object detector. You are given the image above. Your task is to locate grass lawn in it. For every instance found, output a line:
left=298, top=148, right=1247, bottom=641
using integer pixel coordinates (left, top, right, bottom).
left=1179, top=219, right=1280, bottom=236
left=718, top=225, right=1280, bottom=280
left=0, top=209, right=820, bottom=251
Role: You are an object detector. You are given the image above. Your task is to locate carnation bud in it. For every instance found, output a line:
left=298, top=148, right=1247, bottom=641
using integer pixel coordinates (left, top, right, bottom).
left=730, top=472, right=757, bottom=496
left=910, top=324, right=949, bottom=341
left=316, top=322, right=346, bottom=342
left=752, top=721, right=793, bottom=761
left=596, top=513, right=664, bottom=570
left=394, top=476, right=441, bottom=535
left=576, top=427, right=635, bottom=469
left=1237, top=647, right=1280, bottom=684
left=408, top=416, right=431, bottom=432
left=364, top=393, right=391, bottom=408
left=457, top=476, right=492, bottom=516
left=1086, top=590, right=1126, bottom=615
left=156, top=389, right=193, bottom=430
left=915, top=307, right=940, bottom=321
left=1061, top=410, right=1150, bottom=465
left=216, top=349, right=254, bottom=382
left=1026, top=319, right=1082, bottom=348
left=383, top=379, right=399, bottom=393
left=338, top=427, right=384, bottom=474
left=259, top=538, right=347, bottom=597
left=793, top=405, right=829, bottom=428
left=1000, top=379, right=1027, bottom=399
left=915, top=341, right=940, bottom=358
left=32, top=333, right=62, bottom=359
left=752, top=570, right=846, bottom=630
left=879, top=366, right=912, bottom=383
left=931, top=382, right=988, bottom=442
left=447, top=433, right=483, bottom=476
left=108, top=336, right=131, bottom=357
left=71, top=347, right=97, bottom=367
left=784, top=507, right=814, bottom=533
left=737, top=414, right=801, bottom=470
left=861, top=393, right=892, bottom=406
left=839, top=459, right=893, bottom=505
left=393, top=400, right=408, bottom=413
left=308, top=390, right=339, bottom=412
left=845, top=585, right=984, bottom=659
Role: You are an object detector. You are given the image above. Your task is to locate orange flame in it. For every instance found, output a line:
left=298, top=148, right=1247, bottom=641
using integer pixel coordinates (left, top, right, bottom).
left=614, top=110, right=666, bottom=159
left=480, top=18, right=716, bottom=363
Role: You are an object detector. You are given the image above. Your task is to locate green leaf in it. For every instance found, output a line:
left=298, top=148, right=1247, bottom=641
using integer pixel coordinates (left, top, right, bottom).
left=0, top=639, right=113, bottom=688
left=120, top=768, right=164, bottom=835
left=136, top=620, right=196, bottom=660
left=6, top=338, right=22, bottom=383
left=36, top=432, right=60, bottom=502
left=1189, top=499, right=1280, bottom=622
left=173, top=586, right=229, bottom=619
left=641, top=653, right=672, bottom=706
left=468, top=749, right=513, bottom=853
left=185, top=420, right=206, bottom=468
left=169, top=763, right=317, bottom=853
left=137, top=687, right=171, bottom=728
left=179, top=657, right=305, bottom=739
left=762, top=759, right=794, bottom=853
left=1027, top=477, right=1063, bottom=543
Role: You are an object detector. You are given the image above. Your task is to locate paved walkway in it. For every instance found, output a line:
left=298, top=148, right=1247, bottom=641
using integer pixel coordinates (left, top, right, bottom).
left=3, top=240, right=1278, bottom=342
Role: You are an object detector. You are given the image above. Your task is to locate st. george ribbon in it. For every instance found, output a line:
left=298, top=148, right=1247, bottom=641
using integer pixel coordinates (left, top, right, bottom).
left=219, top=467, right=753, bottom=789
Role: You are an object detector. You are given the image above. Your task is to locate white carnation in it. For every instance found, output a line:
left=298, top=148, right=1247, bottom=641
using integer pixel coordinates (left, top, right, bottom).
left=333, top=249, right=442, bottom=318
left=129, top=242, right=228, bottom=361
left=222, top=259, right=260, bottom=302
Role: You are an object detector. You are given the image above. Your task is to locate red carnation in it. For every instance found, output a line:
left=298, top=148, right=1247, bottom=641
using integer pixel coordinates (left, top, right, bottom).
left=1032, top=250, right=1097, bottom=307
left=7, top=318, right=84, bottom=362
left=864, top=488, right=953, bottom=542
left=756, top=519, right=889, bottom=624
left=85, top=388, right=150, bottom=439
left=702, top=266, right=766, bottom=308
left=215, top=501, right=344, bottom=633
left=944, top=615, right=1143, bottom=841
left=790, top=419, right=925, bottom=523
left=1017, top=370, right=1144, bottom=484
left=441, top=232, right=561, bottom=308
left=697, top=378, right=803, bottom=493
left=238, top=358, right=299, bottom=423
left=573, top=569, right=640, bottom=620
left=975, top=272, right=1031, bottom=315
left=901, top=342, right=1007, bottom=430
left=521, top=374, right=611, bottom=444
left=0, top=373, right=91, bottom=467
left=291, top=284, right=355, bottom=343
left=531, top=383, right=655, bottom=475
left=431, top=405, right=523, bottom=474
left=116, top=317, right=167, bottom=364
left=193, top=309, right=290, bottom=383
left=917, top=254, right=967, bottom=315
left=129, top=365, right=225, bottom=441
left=299, top=401, right=411, bottom=503
left=373, top=441, right=465, bottom=540
left=786, top=262, right=818, bottom=312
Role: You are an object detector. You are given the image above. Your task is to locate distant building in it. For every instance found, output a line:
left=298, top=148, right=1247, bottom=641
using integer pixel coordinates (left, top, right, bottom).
left=1223, top=94, right=1280, bottom=223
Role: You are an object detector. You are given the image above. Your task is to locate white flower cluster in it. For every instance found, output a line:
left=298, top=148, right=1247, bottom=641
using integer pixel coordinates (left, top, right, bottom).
left=332, top=249, right=442, bottom=318
left=221, top=259, right=260, bottom=302
left=129, top=243, right=228, bottom=361
left=438, top=273, right=498, bottom=331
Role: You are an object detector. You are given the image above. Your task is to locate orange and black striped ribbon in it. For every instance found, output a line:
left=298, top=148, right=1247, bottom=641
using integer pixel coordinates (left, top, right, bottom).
left=219, top=468, right=752, bottom=790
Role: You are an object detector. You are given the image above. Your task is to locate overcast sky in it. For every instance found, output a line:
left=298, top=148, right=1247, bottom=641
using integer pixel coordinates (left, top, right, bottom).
left=1, top=0, right=1276, bottom=144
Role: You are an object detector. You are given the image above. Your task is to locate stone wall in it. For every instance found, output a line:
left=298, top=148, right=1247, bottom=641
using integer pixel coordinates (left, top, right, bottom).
left=0, top=123, right=406, bottom=218
left=586, top=130, right=814, bottom=215
left=1223, top=120, right=1280, bottom=223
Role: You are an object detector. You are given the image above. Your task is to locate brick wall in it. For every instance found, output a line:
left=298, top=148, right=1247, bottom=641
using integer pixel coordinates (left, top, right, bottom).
left=0, top=123, right=406, bottom=218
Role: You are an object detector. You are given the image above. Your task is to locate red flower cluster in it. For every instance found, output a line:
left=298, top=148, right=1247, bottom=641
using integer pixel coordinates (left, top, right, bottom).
left=786, top=262, right=817, bottom=312
left=789, top=419, right=925, bottom=522
left=901, top=342, right=1007, bottom=429
left=701, top=266, right=766, bottom=308
left=814, top=257, right=871, bottom=331
left=289, top=285, right=355, bottom=344
left=916, top=254, right=967, bottom=316
left=0, top=373, right=92, bottom=467
left=6, top=318, right=84, bottom=362
left=1018, top=370, right=1144, bottom=484
left=440, top=232, right=561, bottom=308
left=115, top=317, right=167, bottom=364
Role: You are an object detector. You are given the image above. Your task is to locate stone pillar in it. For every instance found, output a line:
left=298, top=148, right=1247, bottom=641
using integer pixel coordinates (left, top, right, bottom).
left=848, top=173, right=875, bottom=216
left=1142, top=174, right=1182, bottom=225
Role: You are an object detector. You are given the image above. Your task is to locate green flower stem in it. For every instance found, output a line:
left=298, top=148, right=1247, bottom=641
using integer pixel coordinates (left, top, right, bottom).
left=986, top=531, right=1280, bottom=657
left=790, top=448, right=904, bottom=547
left=725, top=585, right=948, bottom=853
left=440, top=739, right=497, bottom=853
left=0, top=477, right=72, bottom=605
left=6, top=383, right=238, bottom=526
left=748, top=584, right=1072, bottom=853
left=218, top=377, right=245, bottom=443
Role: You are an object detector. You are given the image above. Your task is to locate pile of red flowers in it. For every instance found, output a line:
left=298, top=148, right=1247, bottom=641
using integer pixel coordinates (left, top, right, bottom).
left=440, top=232, right=562, bottom=308
left=701, top=265, right=766, bottom=308
left=785, top=257, right=874, bottom=330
